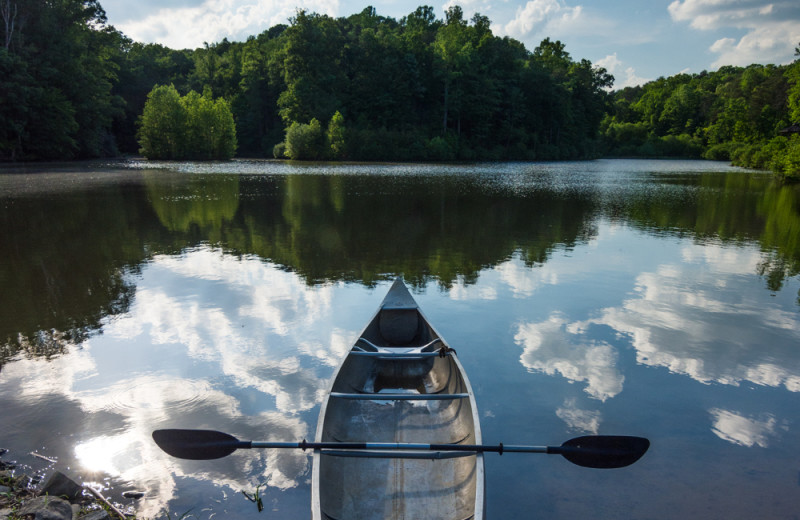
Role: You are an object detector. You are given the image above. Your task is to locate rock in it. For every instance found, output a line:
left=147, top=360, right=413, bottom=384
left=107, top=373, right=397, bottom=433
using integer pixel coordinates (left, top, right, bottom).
left=121, top=490, right=144, bottom=499
left=0, top=507, right=14, bottom=520
left=17, top=495, right=73, bottom=520
left=0, top=485, right=10, bottom=494
left=41, top=471, right=83, bottom=501
left=80, top=509, right=111, bottom=520
left=12, top=473, right=33, bottom=491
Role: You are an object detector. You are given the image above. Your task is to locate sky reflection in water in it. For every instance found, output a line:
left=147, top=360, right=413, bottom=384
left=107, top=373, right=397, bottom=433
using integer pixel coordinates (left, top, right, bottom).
left=0, top=159, right=799, bottom=519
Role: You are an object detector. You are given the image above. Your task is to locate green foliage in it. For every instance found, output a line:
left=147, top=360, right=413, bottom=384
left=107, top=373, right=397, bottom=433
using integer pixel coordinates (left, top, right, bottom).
left=137, top=84, right=187, bottom=159
left=787, top=62, right=800, bottom=123
left=327, top=111, right=346, bottom=159
left=776, top=135, right=800, bottom=179
left=426, top=135, right=455, bottom=161
left=181, top=88, right=238, bottom=160
left=0, top=4, right=619, bottom=161
left=285, top=118, right=326, bottom=160
left=0, top=0, right=124, bottom=160
left=604, top=63, right=799, bottom=177
left=137, top=84, right=237, bottom=160
left=7, top=5, right=796, bottom=164
left=113, top=42, right=195, bottom=152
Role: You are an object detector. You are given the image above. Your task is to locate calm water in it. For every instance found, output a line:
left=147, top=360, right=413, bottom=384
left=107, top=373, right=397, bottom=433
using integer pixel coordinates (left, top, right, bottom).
left=1, top=159, right=799, bottom=519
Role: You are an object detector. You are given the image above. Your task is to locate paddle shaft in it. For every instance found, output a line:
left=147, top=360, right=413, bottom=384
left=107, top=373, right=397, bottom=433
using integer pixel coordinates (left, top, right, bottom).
left=248, top=440, right=549, bottom=454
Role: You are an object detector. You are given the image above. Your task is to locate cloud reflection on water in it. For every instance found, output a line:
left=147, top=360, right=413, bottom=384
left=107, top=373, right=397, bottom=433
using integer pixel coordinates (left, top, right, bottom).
left=555, top=398, right=601, bottom=434
left=508, top=238, right=800, bottom=397
left=0, top=248, right=355, bottom=517
left=591, top=243, right=800, bottom=391
left=514, top=313, right=624, bottom=402
left=709, top=408, right=783, bottom=448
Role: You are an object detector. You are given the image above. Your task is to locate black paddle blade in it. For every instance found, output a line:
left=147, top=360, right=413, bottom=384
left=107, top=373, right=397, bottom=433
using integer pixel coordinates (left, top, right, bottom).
left=555, top=435, right=650, bottom=469
left=152, top=429, right=250, bottom=460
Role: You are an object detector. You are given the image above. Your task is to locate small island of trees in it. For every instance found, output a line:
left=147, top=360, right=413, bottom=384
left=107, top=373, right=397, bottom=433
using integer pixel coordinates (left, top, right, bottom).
left=0, top=0, right=799, bottom=177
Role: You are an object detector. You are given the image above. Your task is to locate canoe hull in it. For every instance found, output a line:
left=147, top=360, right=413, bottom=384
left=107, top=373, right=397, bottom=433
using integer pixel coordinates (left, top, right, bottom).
left=312, top=280, right=484, bottom=520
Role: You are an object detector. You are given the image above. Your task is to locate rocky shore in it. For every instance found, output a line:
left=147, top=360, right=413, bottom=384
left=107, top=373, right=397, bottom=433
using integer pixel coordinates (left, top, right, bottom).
left=0, top=450, right=134, bottom=520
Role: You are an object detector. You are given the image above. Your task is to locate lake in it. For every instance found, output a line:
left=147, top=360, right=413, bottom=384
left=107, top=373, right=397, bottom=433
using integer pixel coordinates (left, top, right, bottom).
left=1, top=158, right=799, bottom=519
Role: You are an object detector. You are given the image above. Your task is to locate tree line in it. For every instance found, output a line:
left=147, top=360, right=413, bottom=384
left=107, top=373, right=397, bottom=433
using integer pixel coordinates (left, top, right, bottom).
left=1, top=0, right=798, bottom=176
left=0, top=1, right=612, bottom=161
left=137, top=5, right=615, bottom=162
left=602, top=49, right=800, bottom=178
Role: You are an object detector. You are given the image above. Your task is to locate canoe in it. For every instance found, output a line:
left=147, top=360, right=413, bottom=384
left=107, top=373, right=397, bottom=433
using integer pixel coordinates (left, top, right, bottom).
left=311, top=278, right=485, bottom=520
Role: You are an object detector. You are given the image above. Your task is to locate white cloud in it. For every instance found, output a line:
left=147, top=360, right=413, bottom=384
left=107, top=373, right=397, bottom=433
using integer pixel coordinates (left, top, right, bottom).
left=556, top=398, right=601, bottom=433
left=442, top=0, right=495, bottom=17
left=449, top=280, right=498, bottom=301
left=596, top=53, right=651, bottom=89
left=709, top=408, right=781, bottom=448
left=116, top=0, right=340, bottom=49
left=584, top=244, right=800, bottom=391
left=514, top=313, right=625, bottom=401
left=501, top=0, right=582, bottom=40
left=495, top=258, right=559, bottom=298
left=709, top=21, right=800, bottom=67
left=668, top=0, right=800, bottom=66
left=103, top=249, right=345, bottom=414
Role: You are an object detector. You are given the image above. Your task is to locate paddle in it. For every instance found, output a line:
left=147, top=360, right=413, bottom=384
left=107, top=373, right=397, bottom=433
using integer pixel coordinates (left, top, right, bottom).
left=153, top=429, right=649, bottom=469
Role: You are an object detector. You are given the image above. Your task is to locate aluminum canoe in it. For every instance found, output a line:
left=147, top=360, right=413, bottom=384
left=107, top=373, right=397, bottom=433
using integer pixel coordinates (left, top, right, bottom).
left=311, top=278, right=485, bottom=520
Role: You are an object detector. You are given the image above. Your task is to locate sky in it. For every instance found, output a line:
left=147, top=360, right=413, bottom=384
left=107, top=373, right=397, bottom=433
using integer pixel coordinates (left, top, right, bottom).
left=100, top=0, right=800, bottom=89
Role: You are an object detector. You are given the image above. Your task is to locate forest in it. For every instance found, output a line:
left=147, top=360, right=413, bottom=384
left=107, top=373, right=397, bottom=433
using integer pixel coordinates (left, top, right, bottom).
left=602, top=56, right=800, bottom=178
left=1, top=0, right=799, bottom=177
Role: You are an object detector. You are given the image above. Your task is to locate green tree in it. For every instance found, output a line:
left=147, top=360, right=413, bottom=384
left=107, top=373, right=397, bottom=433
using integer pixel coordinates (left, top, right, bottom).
left=278, top=10, right=345, bottom=124
left=113, top=41, right=194, bottom=152
left=328, top=111, right=346, bottom=158
left=787, top=60, right=800, bottom=123
left=0, top=0, right=124, bottom=160
left=285, top=118, right=326, bottom=160
left=137, top=84, right=236, bottom=160
left=137, top=84, right=187, bottom=159
left=181, top=88, right=237, bottom=159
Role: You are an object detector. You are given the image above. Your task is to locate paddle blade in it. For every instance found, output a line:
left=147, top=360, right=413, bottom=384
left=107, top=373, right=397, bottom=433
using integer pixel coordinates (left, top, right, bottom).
left=555, top=436, right=649, bottom=469
left=153, top=429, right=250, bottom=460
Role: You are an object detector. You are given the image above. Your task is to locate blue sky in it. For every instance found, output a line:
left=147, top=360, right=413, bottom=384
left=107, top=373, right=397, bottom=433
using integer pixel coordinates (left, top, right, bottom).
left=101, top=0, right=800, bottom=89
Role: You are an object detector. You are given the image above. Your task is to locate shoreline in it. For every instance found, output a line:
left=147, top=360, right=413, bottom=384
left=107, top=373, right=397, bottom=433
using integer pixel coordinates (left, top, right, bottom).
left=0, top=453, right=135, bottom=520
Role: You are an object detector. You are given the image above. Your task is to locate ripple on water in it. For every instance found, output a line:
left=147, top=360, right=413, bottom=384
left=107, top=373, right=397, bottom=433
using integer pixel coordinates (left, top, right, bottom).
left=98, top=376, right=219, bottom=419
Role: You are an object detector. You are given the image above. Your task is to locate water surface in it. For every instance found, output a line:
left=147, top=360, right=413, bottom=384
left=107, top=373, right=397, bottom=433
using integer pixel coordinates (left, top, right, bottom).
left=1, top=159, right=798, bottom=518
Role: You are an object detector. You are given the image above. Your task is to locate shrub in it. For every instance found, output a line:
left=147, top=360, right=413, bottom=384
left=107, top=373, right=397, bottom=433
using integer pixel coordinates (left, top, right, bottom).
left=273, top=142, right=287, bottom=158
left=776, top=135, right=800, bottom=179
left=327, top=111, right=346, bottom=159
left=426, top=136, right=456, bottom=161
left=285, top=119, right=327, bottom=160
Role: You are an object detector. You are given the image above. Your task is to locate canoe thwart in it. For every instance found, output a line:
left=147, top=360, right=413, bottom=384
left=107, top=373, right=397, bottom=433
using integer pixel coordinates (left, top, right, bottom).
left=329, top=392, right=470, bottom=401
left=354, top=337, right=443, bottom=352
left=348, top=351, right=443, bottom=358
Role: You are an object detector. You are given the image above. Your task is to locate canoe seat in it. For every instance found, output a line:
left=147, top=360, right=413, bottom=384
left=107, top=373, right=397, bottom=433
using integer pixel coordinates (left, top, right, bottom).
left=378, top=308, right=419, bottom=345
left=330, top=392, right=469, bottom=401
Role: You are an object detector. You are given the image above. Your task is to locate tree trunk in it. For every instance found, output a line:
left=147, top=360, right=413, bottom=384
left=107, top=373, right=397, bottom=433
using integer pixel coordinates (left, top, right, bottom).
left=1, top=0, right=16, bottom=49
